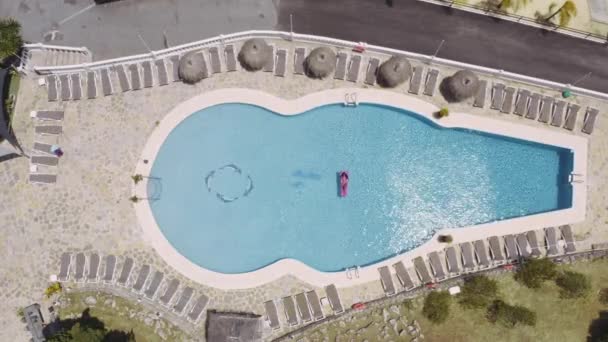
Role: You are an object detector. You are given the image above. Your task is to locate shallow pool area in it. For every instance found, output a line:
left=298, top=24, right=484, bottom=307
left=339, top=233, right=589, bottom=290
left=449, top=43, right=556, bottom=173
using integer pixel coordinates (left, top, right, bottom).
left=147, top=103, right=573, bottom=274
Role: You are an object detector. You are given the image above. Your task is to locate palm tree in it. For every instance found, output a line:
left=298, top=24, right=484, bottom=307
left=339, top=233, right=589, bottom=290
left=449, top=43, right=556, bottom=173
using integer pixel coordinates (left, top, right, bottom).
left=0, top=18, right=23, bottom=63
left=545, top=0, right=578, bottom=26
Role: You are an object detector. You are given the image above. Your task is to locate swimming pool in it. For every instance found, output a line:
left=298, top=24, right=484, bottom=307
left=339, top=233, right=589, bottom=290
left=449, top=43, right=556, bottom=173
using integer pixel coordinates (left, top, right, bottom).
left=147, top=102, right=573, bottom=274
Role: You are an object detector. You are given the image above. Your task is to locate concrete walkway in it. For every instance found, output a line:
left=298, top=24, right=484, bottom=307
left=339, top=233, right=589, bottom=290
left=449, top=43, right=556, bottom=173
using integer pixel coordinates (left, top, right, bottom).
left=277, top=0, right=608, bottom=93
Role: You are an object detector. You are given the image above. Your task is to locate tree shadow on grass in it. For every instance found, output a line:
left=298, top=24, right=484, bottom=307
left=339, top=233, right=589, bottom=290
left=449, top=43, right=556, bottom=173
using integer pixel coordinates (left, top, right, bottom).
left=588, top=310, right=608, bottom=342
left=43, top=308, right=136, bottom=342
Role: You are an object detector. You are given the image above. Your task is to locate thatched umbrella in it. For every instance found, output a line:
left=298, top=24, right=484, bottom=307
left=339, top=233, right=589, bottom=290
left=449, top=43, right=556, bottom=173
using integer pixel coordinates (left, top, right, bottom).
left=178, top=51, right=206, bottom=84
left=304, top=47, right=336, bottom=79
left=440, top=69, right=480, bottom=103
left=377, top=56, right=412, bottom=88
left=238, top=38, right=271, bottom=71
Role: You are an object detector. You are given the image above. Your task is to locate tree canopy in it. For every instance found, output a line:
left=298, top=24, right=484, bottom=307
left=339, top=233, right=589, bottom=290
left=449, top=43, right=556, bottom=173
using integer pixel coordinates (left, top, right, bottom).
left=555, top=271, right=590, bottom=299
left=0, top=18, right=23, bottom=63
left=487, top=300, right=536, bottom=327
left=423, top=291, right=451, bottom=324
left=459, top=275, right=499, bottom=309
left=515, top=258, right=557, bottom=289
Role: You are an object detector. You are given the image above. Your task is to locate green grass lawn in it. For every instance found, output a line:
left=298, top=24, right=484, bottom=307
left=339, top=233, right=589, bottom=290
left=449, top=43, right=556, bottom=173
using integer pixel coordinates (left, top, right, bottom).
left=7, top=71, right=20, bottom=118
left=415, top=258, right=608, bottom=342
left=58, top=291, right=188, bottom=342
left=298, top=258, right=608, bottom=342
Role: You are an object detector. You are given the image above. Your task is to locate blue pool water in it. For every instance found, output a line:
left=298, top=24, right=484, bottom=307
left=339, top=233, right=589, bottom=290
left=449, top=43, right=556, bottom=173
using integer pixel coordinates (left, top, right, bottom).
left=148, top=103, right=573, bottom=273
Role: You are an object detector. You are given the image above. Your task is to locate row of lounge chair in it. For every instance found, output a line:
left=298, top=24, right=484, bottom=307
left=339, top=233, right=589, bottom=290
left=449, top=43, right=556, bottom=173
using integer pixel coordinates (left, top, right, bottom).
left=483, top=82, right=599, bottom=134
left=264, top=284, right=343, bottom=330
left=45, top=44, right=241, bottom=101
left=29, top=110, right=65, bottom=184
left=56, top=252, right=209, bottom=323
left=377, top=225, right=578, bottom=296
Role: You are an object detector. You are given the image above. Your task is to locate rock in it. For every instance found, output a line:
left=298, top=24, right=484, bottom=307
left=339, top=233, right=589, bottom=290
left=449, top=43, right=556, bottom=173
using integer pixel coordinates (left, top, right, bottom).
left=382, top=308, right=390, bottom=322
left=157, top=329, right=167, bottom=340
left=84, top=296, right=97, bottom=305
left=389, top=305, right=400, bottom=315
left=399, top=329, right=407, bottom=336
left=144, top=317, right=153, bottom=326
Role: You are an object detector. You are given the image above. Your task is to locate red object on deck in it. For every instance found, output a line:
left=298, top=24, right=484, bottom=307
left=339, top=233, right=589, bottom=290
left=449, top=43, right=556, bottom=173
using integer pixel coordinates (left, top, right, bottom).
left=503, top=264, right=514, bottom=270
left=353, top=44, right=366, bottom=53
left=425, top=283, right=437, bottom=289
left=352, top=302, right=366, bottom=310
left=339, top=171, right=349, bottom=197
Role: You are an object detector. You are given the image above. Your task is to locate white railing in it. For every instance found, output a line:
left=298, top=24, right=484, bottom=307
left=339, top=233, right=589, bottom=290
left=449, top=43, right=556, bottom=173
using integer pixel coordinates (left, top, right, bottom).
left=27, top=30, right=608, bottom=101
left=23, top=42, right=91, bottom=55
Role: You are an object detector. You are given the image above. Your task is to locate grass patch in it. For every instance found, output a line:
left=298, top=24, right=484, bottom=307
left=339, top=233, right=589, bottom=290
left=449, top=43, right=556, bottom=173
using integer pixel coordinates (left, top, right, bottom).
left=414, top=259, right=608, bottom=341
left=5, top=70, right=20, bottom=120
left=58, top=291, right=188, bottom=342
left=298, top=259, right=608, bottom=342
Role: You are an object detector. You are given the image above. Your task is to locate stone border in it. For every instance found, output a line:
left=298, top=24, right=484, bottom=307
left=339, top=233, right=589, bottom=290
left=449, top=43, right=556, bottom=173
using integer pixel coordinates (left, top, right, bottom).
left=133, top=88, right=587, bottom=290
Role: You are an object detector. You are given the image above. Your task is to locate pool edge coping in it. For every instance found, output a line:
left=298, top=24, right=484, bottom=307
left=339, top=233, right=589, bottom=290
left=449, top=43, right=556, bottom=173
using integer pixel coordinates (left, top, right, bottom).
left=134, top=88, right=588, bottom=290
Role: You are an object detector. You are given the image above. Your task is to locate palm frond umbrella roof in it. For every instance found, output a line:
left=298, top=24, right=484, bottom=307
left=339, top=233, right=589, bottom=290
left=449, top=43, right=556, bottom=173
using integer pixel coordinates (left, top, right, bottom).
left=377, top=56, right=412, bottom=88
left=238, top=38, right=271, bottom=71
left=304, top=47, right=337, bottom=79
left=440, top=69, right=480, bottom=102
left=178, top=50, right=206, bottom=84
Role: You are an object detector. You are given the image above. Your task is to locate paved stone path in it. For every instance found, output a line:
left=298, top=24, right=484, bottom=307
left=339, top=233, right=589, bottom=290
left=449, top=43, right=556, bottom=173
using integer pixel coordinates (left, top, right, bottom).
left=1, top=38, right=607, bottom=341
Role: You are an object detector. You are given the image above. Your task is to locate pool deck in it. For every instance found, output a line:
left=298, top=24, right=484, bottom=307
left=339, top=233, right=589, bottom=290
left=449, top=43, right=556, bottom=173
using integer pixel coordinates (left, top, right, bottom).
left=135, top=88, right=587, bottom=290
left=2, top=36, right=607, bottom=341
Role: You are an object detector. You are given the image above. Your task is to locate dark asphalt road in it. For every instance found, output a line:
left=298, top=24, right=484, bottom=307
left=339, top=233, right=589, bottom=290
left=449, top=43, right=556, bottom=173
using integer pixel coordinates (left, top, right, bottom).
left=277, top=0, right=608, bottom=93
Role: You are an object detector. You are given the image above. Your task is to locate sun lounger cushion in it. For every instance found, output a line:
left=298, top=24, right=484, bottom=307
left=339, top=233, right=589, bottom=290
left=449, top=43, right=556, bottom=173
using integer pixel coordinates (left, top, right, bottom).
left=334, top=52, right=347, bottom=80
left=306, top=291, right=324, bottom=320
left=409, top=66, right=424, bottom=95
left=582, top=107, right=599, bottom=134
left=423, top=69, right=439, bottom=96
left=378, top=266, right=396, bottom=295
left=159, top=279, right=179, bottom=305
left=564, top=104, right=580, bottom=131
left=265, top=300, right=281, bottom=329
left=173, top=287, right=194, bottom=314
left=86, top=71, right=97, bottom=99
left=473, top=79, right=487, bottom=108
left=525, top=93, right=541, bottom=119
left=155, top=59, right=169, bottom=86
left=325, top=284, right=344, bottom=313
left=275, top=50, right=287, bottom=77
left=283, top=296, right=299, bottom=326
left=490, top=83, right=505, bottom=110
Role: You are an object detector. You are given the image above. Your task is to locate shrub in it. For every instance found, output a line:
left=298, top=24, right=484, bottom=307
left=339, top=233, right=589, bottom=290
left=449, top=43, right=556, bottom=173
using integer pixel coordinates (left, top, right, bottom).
left=555, top=271, right=590, bottom=299
left=129, top=195, right=139, bottom=203
left=0, top=18, right=23, bottom=63
left=45, top=282, right=62, bottom=298
left=599, top=288, right=608, bottom=305
left=131, top=174, right=143, bottom=184
left=459, top=275, right=499, bottom=309
left=423, top=291, right=451, bottom=324
left=514, top=258, right=557, bottom=289
left=438, top=235, right=453, bottom=243
left=487, top=300, right=536, bottom=327
left=437, top=107, right=449, bottom=118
